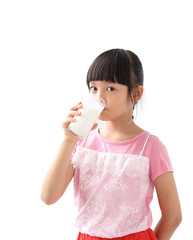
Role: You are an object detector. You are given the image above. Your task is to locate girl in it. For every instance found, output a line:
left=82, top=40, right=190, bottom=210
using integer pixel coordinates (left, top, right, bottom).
left=41, top=49, right=182, bottom=240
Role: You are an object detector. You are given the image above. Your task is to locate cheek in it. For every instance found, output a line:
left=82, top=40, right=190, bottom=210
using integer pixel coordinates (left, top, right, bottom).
left=98, top=109, right=109, bottom=121
left=113, top=97, right=131, bottom=110
left=98, top=95, right=132, bottom=120
left=115, top=99, right=133, bottom=116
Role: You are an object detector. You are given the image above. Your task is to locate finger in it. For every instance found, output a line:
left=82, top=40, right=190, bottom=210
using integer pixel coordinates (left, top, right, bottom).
left=70, top=102, right=83, bottom=111
left=62, top=117, right=76, bottom=128
left=67, top=110, right=81, bottom=118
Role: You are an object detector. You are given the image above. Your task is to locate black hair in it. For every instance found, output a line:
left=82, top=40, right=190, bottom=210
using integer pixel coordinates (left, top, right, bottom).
left=86, top=48, right=143, bottom=101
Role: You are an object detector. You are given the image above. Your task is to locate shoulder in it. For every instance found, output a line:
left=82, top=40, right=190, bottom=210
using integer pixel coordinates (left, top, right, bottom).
left=148, top=133, right=165, bottom=146
left=76, top=128, right=100, bottom=148
left=145, top=133, right=170, bottom=163
left=70, top=129, right=98, bottom=160
left=144, top=133, right=168, bottom=156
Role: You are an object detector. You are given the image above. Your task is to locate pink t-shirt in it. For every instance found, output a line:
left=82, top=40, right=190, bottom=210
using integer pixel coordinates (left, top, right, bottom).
left=70, top=129, right=173, bottom=238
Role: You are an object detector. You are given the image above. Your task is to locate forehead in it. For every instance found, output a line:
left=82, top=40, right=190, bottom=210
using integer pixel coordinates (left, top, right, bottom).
left=89, top=80, right=120, bottom=86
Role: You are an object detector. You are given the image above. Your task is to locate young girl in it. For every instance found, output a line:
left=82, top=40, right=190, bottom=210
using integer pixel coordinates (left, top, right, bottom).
left=41, top=49, right=182, bottom=240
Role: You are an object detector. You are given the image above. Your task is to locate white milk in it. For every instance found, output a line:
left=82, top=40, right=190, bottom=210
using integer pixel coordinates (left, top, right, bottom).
left=68, top=96, right=105, bottom=139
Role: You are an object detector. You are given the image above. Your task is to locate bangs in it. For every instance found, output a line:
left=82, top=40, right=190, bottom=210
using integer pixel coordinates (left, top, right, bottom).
left=86, top=49, right=133, bottom=88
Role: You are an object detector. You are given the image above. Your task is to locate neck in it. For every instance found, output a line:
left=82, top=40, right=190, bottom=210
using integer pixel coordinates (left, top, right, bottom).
left=100, top=115, right=144, bottom=141
left=106, top=115, right=134, bottom=133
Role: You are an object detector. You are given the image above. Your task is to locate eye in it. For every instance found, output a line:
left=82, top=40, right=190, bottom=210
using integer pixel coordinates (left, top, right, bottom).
left=107, top=87, right=115, bottom=92
left=89, top=86, right=97, bottom=92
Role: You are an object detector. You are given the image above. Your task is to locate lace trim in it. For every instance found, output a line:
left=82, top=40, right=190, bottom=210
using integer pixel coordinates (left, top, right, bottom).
left=75, top=146, right=149, bottom=160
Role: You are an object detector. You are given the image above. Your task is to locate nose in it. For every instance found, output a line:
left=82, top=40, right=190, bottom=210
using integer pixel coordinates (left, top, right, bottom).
left=96, top=90, right=106, bottom=105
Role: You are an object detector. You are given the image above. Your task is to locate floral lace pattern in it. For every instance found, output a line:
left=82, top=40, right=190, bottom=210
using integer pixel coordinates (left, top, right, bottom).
left=72, top=147, right=150, bottom=238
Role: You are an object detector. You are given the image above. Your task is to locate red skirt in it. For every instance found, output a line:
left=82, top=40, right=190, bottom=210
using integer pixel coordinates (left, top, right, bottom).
left=77, top=229, right=157, bottom=240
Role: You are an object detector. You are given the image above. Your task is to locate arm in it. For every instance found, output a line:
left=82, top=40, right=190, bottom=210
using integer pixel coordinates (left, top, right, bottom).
left=40, top=138, right=77, bottom=205
left=40, top=102, right=82, bottom=205
left=154, top=172, right=182, bottom=240
left=40, top=102, right=98, bottom=205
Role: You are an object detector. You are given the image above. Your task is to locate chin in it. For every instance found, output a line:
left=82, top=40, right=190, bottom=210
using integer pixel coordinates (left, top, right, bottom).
left=98, top=109, right=112, bottom=121
left=98, top=116, right=106, bottom=121
left=98, top=114, right=110, bottom=121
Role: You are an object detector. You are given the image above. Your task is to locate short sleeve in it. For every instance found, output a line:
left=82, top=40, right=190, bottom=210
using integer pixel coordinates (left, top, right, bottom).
left=149, top=137, right=173, bottom=181
left=70, top=131, right=93, bottom=162
left=70, top=138, right=85, bottom=161
left=70, top=141, right=79, bottom=161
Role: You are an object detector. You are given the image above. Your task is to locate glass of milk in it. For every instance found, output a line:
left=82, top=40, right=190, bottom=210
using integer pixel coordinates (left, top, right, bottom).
left=68, top=94, right=105, bottom=139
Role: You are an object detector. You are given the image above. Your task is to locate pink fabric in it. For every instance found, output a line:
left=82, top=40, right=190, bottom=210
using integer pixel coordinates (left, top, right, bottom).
left=70, top=129, right=173, bottom=239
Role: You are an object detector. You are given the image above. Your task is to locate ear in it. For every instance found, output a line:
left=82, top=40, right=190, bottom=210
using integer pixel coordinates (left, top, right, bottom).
left=132, top=85, right=143, bottom=103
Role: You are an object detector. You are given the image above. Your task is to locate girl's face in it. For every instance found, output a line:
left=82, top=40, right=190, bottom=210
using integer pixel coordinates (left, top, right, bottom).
left=89, top=80, right=134, bottom=122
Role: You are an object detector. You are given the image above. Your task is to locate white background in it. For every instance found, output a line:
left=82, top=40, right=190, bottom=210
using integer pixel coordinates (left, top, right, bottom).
left=0, top=0, right=192, bottom=239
